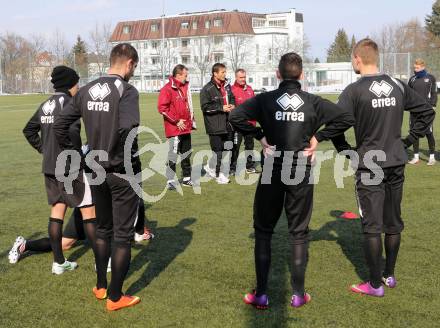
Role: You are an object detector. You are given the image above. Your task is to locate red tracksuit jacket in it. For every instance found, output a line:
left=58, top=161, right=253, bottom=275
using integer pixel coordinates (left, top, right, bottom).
left=231, top=81, right=256, bottom=126
left=158, top=77, right=194, bottom=138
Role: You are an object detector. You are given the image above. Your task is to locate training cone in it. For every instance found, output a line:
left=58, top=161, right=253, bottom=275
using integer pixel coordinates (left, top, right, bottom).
left=339, top=211, right=359, bottom=220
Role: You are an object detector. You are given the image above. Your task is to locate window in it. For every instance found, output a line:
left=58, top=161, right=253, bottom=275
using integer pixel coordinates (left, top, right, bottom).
left=181, top=39, right=189, bottom=48
left=152, top=41, right=159, bottom=49
left=205, top=20, right=211, bottom=29
left=269, top=20, right=287, bottom=27
left=268, top=48, right=273, bottom=61
left=144, top=57, right=149, bottom=65
left=214, top=53, right=223, bottom=62
left=174, top=57, right=178, bottom=64
left=151, top=24, right=158, bottom=32
left=214, top=36, right=223, bottom=45
left=144, top=42, right=148, bottom=49
left=182, top=56, right=190, bottom=64
left=181, top=22, right=189, bottom=29
left=152, top=57, right=160, bottom=65
left=192, top=22, right=198, bottom=29
left=271, top=77, right=277, bottom=86
left=248, top=77, right=254, bottom=83
left=213, top=19, right=223, bottom=27
left=122, top=25, right=131, bottom=34
left=252, top=18, right=265, bottom=28
left=262, top=77, right=269, bottom=86
left=172, top=39, right=178, bottom=47
left=256, top=44, right=260, bottom=64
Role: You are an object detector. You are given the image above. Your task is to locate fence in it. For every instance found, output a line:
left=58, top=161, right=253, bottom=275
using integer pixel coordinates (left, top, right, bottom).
left=1, top=51, right=440, bottom=95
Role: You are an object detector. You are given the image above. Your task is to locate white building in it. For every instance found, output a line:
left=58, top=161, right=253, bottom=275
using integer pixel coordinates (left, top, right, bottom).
left=303, top=62, right=359, bottom=93
left=110, top=9, right=304, bottom=91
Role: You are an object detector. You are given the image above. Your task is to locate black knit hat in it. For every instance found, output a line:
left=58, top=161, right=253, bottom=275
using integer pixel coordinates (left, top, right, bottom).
left=51, top=66, right=80, bottom=91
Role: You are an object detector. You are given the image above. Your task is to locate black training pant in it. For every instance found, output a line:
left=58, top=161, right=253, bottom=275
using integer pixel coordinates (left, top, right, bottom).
left=231, top=132, right=255, bottom=171
left=166, top=133, right=192, bottom=180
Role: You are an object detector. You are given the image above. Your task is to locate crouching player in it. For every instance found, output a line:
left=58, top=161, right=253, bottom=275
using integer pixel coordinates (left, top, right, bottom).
left=229, top=52, right=354, bottom=309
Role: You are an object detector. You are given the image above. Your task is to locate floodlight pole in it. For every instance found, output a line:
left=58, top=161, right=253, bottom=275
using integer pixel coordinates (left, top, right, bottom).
left=161, top=0, right=166, bottom=87
left=0, top=49, right=3, bottom=95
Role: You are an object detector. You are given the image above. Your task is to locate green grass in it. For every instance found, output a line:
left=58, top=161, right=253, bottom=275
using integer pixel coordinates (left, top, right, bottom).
left=0, top=93, right=439, bottom=328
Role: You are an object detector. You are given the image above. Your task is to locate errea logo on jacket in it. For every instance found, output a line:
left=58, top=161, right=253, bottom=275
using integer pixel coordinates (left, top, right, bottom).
left=88, top=83, right=111, bottom=112
left=275, top=93, right=305, bottom=122
left=40, top=100, right=56, bottom=124
left=369, top=81, right=396, bottom=108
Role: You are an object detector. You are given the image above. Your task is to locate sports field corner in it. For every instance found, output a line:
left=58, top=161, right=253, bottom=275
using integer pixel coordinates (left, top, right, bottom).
left=0, top=93, right=439, bottom=327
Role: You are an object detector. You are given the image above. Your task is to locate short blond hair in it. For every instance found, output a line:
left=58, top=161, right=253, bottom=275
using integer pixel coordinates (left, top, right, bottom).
left=353, top=38, right=379, bottom=65
left=414, top=58, right=425, bottom=66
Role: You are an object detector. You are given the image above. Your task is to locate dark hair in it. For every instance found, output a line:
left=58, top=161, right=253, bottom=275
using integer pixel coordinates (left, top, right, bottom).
left=352, top=38, right=379, bottom=65
left=235, top=68, right=246, bottom=75
left=110, top=43, right=139, bottom=65
left=278, top=52, right=303, bottom=80
left=212, top=63, right=226, bottom=74
left=172, top=64, right=188, bottom=77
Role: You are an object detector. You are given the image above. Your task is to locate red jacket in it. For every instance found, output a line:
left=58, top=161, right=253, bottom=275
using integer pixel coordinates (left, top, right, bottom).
left=158, top=77, right=194, bottom=138
left=231, top=81, right=256, bottom=126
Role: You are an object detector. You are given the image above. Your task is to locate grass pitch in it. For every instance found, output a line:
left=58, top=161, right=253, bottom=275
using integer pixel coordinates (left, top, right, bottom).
left=0, top=93, right=439, bottom=327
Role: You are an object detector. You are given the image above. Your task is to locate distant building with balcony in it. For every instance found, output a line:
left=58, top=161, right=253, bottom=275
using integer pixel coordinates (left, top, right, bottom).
left=109, top=9, right=304, bottom=91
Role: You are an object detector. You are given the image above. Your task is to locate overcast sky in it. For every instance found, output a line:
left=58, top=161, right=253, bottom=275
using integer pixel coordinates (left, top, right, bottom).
left=0, top=0, right=435, bottom=60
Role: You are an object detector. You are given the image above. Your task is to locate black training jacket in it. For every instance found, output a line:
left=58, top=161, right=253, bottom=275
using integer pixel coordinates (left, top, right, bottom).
left=333, top=73, right=435, bottom=168
left=200, top=78, right=236, bottom=135
left=53, top=74, right=140, bottom=173
left=23, top=92, right=81, bottom=175
left=229, top=80, right=355, bottom=165
left=408, top=73, right=437, bottom=107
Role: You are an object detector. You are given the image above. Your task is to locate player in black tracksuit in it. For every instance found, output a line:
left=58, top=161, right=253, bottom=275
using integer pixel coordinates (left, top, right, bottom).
left=22, top=66, right=97, bottom=275
left=332, top=39, right=435, bottom=297
left=200, top=63, right=236, bottom=183
left=408, top=60, right=437, bottom=165
left=229, top=52, right=355, bottom=308
left=53, top=44, right=141, bottom=310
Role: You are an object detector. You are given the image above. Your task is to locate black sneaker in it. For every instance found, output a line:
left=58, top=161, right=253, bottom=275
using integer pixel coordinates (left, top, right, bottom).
left=167, top=181, right=177, bottom=190
left=182, top=179, right=194, bottom=187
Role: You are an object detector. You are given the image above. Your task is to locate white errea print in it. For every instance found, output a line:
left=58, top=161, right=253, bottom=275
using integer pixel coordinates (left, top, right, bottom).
left=369, top=81, right=393, bottom=98
left=42, top=100, right=56, bottom=116
left=89, top=83, right=111, bottom=101
left=277, top=93, right=304, bottom=111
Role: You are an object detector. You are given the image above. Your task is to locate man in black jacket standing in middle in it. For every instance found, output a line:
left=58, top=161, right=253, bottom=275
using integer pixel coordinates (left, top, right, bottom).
left=200, top=63, right=236, bottom=184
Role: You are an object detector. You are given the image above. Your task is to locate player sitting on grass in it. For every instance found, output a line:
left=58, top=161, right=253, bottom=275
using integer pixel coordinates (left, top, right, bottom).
left=8, top=204, right=154, bottom=267
left=22, top=66, right=98, bottom=275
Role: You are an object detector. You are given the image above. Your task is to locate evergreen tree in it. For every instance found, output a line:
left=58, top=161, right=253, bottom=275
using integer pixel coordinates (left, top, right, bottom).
left=71, top=35, right=88, bottom=77
left=426, top=0, right=440, bottom=37
left=350, top=35, right=356, bottom=54
left=327, top=29, right=351, bottom=62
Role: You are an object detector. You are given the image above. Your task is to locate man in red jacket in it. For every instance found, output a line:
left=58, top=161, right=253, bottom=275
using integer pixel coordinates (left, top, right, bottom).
left=231, top=68, right=257, bottom=174
left=158, top=64, right=195, bottom=190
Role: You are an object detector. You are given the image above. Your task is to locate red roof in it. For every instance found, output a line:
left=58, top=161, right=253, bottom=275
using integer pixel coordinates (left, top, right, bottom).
left=110, top=11, right=265, bottom=42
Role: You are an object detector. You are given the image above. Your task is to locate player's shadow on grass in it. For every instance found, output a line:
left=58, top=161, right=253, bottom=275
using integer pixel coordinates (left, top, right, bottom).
left=310, top=211, right=368, bottom=281
left=125, top=217, right=196, bottom=295
left=246, top=220, right=301, bottom=328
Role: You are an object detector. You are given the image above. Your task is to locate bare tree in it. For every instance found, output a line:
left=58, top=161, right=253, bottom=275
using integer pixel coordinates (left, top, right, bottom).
left=0, top=32, right=33, bottom=93
left=89, top=22, right=112, bottom=76
left=153, top=39, right=176, bottom=82
left=51, top=29, right=69, bottom=65
left=193, top=36, right=214, bottom=87
left=224, top=34, right=250, bottom=72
